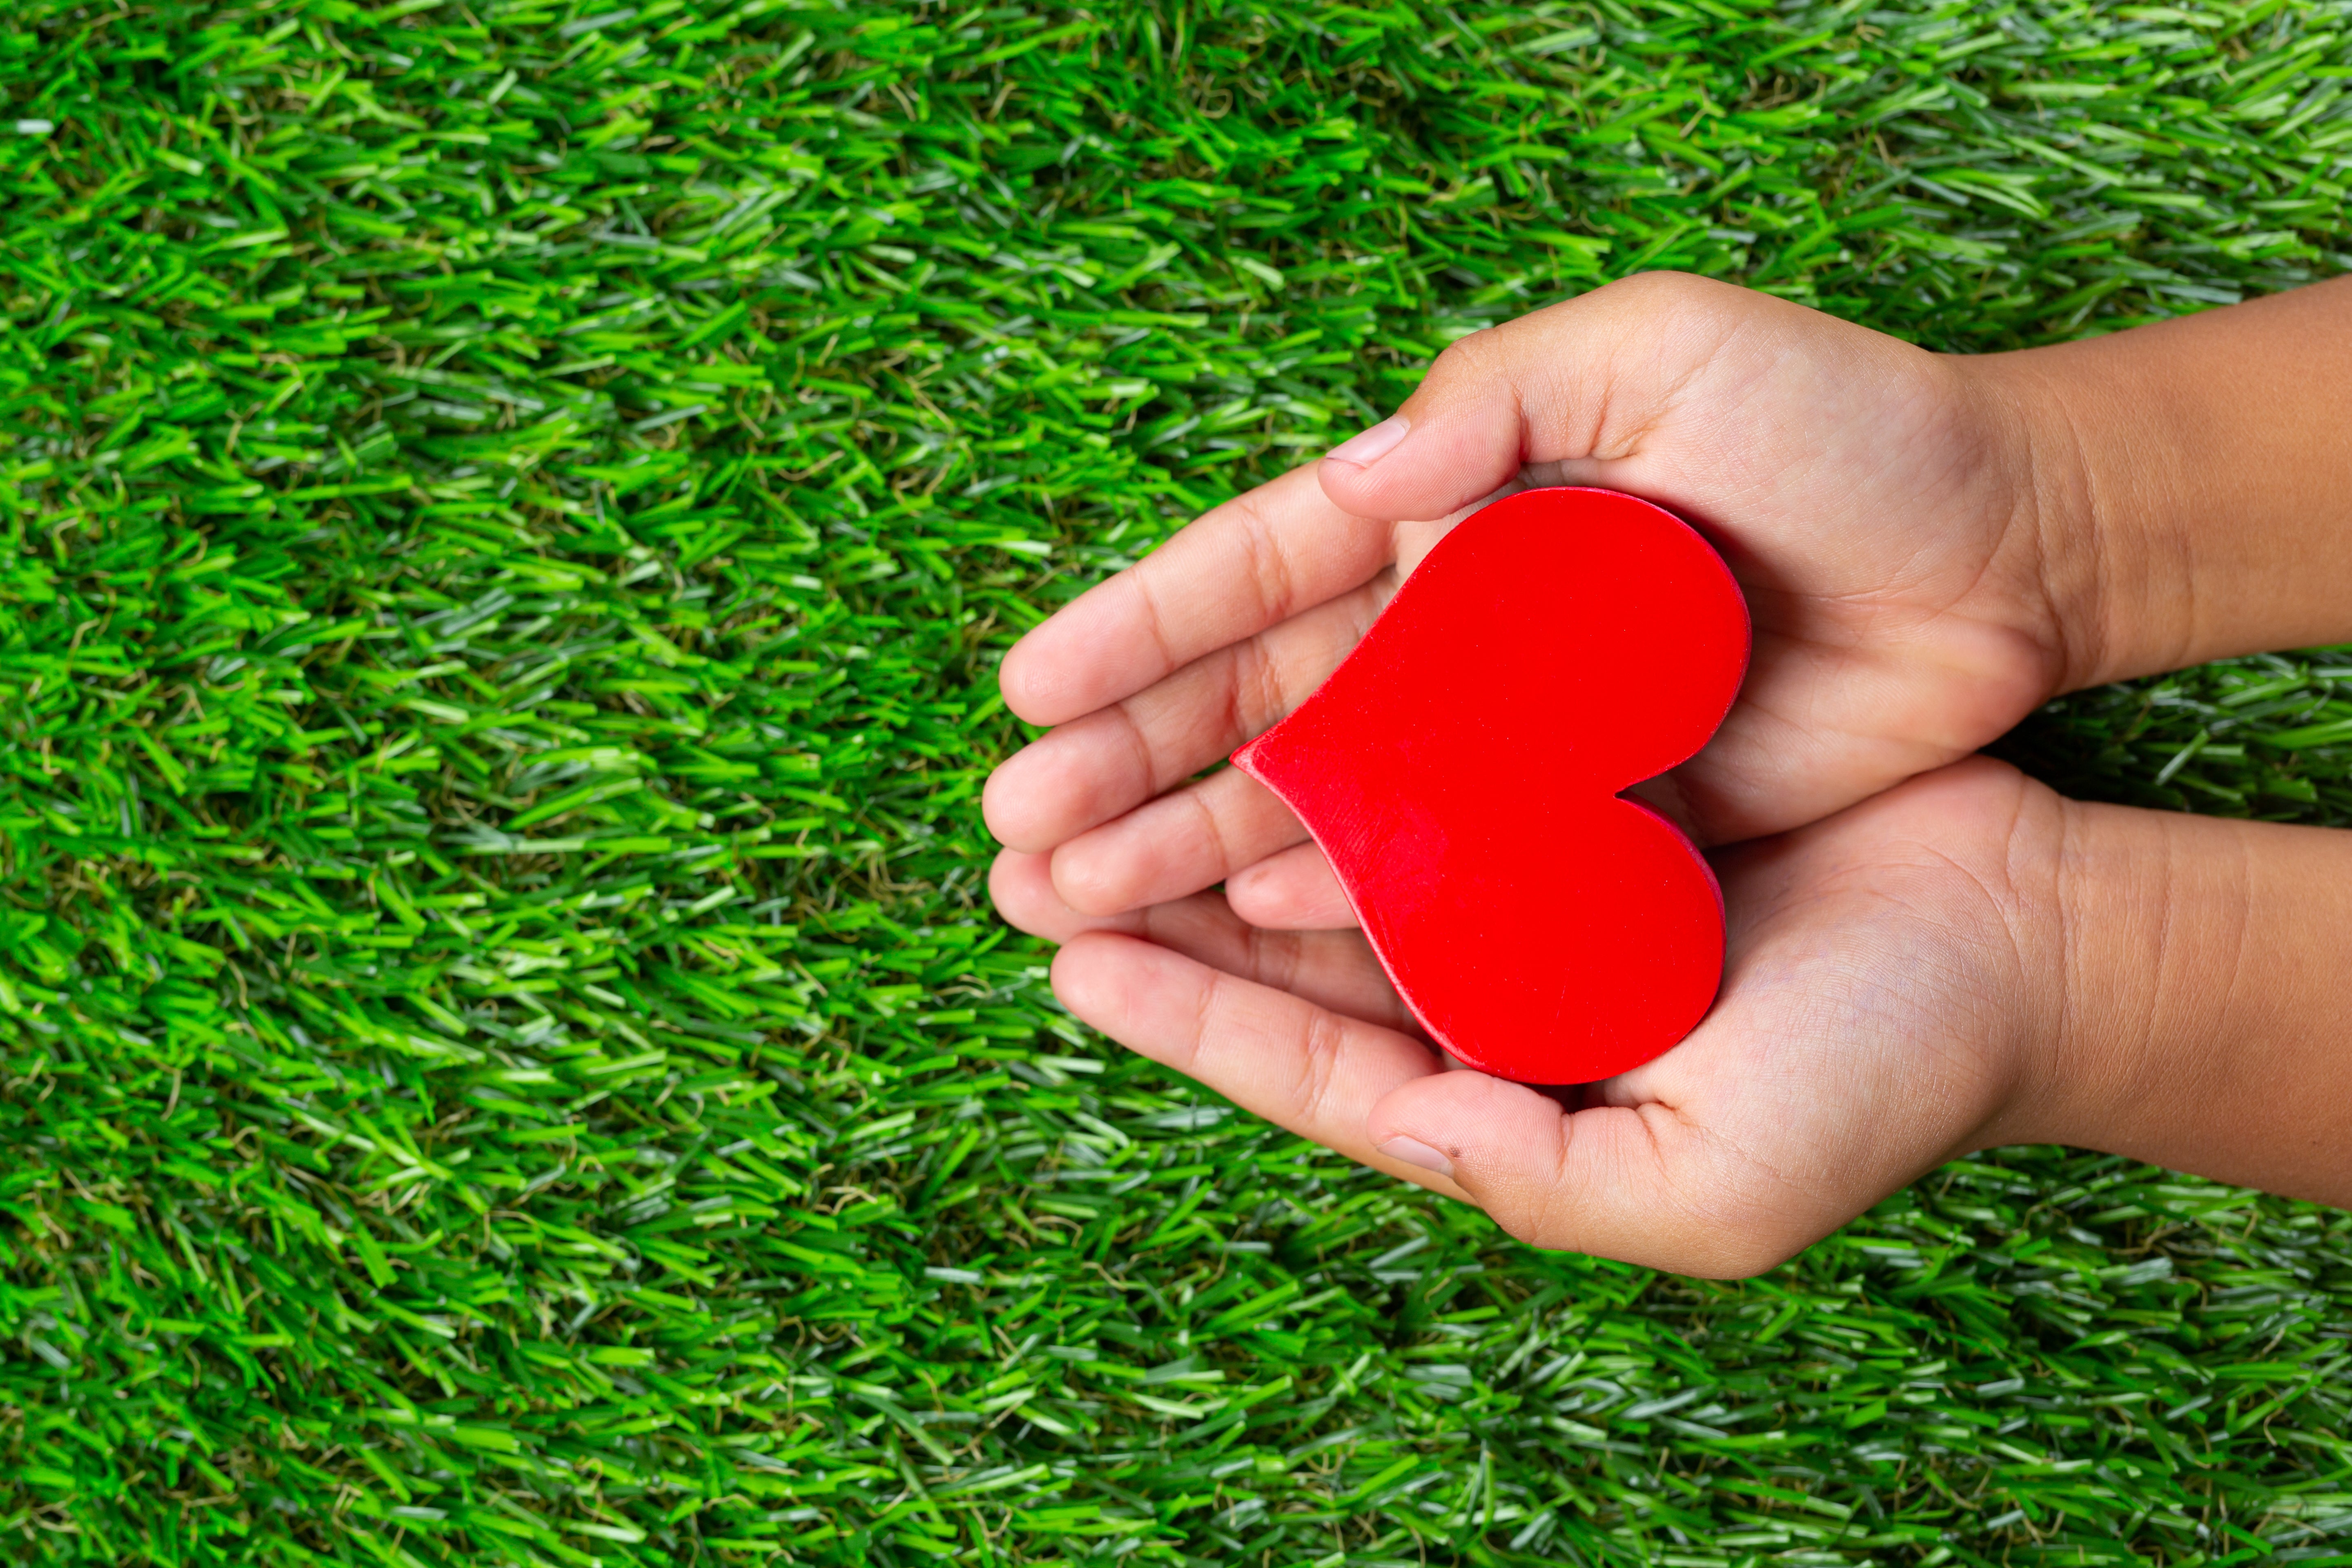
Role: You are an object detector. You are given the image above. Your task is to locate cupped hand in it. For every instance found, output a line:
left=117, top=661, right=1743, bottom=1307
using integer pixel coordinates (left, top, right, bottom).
left=993, top=757, right=2071, bottom=1278
left=982, top=271, right=2087, bottom=920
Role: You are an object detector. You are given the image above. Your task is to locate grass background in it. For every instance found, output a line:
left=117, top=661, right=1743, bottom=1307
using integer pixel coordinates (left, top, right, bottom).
left=2, top=0, right=2351, bottom=1563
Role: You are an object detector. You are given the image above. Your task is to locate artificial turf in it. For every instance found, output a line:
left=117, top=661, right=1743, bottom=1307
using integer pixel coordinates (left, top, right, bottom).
left=2, top=0, right=2351, bottom=1562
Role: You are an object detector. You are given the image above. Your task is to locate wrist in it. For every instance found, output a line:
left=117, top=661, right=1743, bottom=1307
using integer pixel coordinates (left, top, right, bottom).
left=1970, top=278, right=2352, bottom=689
left=1992, top=798, right=2189, bottom=1152
left=2013, top=798, right=2352, bottom=1207
left=1960, top=347, right=2176, bottom=697
left=1949, top=785, right=2116, bottom=1156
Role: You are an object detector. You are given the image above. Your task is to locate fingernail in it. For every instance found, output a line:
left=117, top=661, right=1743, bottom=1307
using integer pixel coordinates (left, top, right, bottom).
left=1378, top=1135, right=1454, bottom=1177
left=1325, top=414, right=1410, bottom=468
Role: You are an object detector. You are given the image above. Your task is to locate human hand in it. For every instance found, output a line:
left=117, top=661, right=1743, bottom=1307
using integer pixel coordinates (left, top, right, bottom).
left=982, top=275, right=2352, bottom=1258
left=983, top=272, right=2097, bottom=921
left=994, top=757, right=2076, bottom=1276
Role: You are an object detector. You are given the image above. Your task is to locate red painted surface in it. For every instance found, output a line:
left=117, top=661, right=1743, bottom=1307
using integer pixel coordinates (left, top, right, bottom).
left=1231, top=487, right=1750, bottom=1084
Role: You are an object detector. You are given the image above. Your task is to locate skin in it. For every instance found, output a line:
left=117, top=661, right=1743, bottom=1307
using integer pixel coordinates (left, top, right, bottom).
left=982, top=272, right=2352, bottom=1276
left=998, top=757, right=2352, bottom=1277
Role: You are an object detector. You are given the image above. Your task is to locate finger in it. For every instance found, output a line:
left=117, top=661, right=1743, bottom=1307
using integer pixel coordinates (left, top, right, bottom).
left=999, top=463, right=1402, bottom=728
left=1225, top=842, right=1358, bottom=930
left=1317, top=272, right=1771, bottom=525
left=982, top=577, right=1390, bottom=853
left=1052, top=931, right=1460, bottom=1193
left=1364, top=1069, right=1797, bottom=1278
left=1048, top=765, right=1306, bottom=916
left=990, top=849, right=1417, bottom=1031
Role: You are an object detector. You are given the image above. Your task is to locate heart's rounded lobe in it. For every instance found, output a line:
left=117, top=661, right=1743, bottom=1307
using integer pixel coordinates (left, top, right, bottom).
left=1230, top=487, right=1749, bottom=1084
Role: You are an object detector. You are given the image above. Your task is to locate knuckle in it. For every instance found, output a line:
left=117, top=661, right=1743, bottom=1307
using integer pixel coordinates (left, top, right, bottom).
left=1223, top=640, right=1263, bottom=734
left=1185, top=785, right=1234, bottom=878
left=1187, top=968, right=1226, bottom=1072
left=1227, top=635, right=1289, bottom=738
left=1054, top=860, right=1121, bottom=913
left=1289, top=1009, right=1347, bottom=1125
left=1243, top=923, right=1302, bottom=995
left=1104, top=702, right=1160, bottom=796
left=1355, top=566, right=1403, bottom=627
left=1235, top=512, right=1299, bottom=625
left=1124, top=569, right=1180, bottom=675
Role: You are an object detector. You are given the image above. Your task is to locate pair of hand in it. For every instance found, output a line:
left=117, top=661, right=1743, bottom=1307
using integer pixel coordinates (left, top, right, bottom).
left=980, top=270, right=2350, bottom=1275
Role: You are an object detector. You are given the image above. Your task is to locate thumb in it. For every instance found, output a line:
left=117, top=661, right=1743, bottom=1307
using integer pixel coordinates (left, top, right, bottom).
left=1365, top=1069, right=1799, bottom=1278
left=1317, top=271, right=1768, bottom=524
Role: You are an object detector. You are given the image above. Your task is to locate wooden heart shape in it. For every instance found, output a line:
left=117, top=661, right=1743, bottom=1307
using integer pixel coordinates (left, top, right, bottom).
left=1230, top=487, right=1750, bottom=1084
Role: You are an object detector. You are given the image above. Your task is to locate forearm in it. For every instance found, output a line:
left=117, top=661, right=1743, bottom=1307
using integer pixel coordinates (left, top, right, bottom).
left=2021, top=799, right=2352, bottom=1205
left=1980, top=275, right=2352, bottom=688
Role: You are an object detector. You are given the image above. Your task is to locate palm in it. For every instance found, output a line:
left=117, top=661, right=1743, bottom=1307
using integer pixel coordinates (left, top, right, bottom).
left=992, top=759, right=2061, bottom=1278
left=983, top=274, right=2063, bottom=925
left=1502, top=284, right=2061, bottom=842
left=1544, top=758, right=2059, bottom=1272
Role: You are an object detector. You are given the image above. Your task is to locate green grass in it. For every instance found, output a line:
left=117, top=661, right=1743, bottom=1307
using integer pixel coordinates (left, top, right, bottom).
left=2, top=0, right=2350, bottom=1562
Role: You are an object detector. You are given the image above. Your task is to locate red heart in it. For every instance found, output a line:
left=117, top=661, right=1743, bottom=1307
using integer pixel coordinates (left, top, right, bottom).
left=1230, top=487, right=1750, bottom=1084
